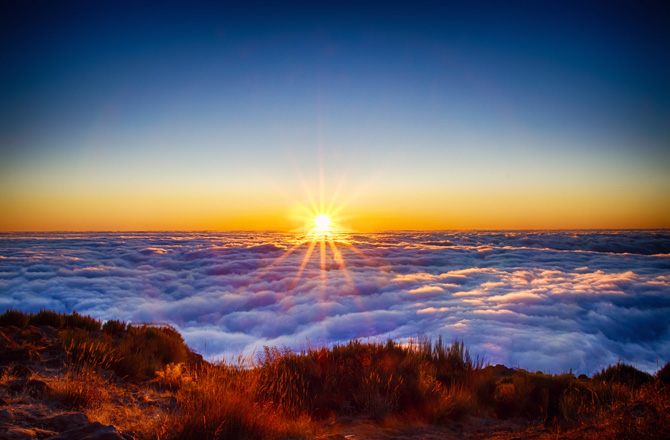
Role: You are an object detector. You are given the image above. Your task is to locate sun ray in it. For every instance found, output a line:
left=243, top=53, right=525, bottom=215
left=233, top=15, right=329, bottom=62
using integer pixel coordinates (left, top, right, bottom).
left=326, top=169, right=349, bottom=215
left=250, top=159, right=383, bottom=304
left=327, top=238, right=357, bottom=294
left=291, top=239, right=317, bottom=290
left=335, top=240, right=377, bottom=267
left=319, top=236, right=327, bottom=273
left=293, top=165, right=320, bottom=215
left=252, top=240, right=305, bottom=282
left=319, top=161, right=325, bottom=214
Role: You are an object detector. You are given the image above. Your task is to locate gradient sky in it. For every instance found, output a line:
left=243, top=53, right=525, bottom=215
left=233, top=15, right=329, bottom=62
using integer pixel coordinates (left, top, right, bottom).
left=1, top=1, right=669, bottom=231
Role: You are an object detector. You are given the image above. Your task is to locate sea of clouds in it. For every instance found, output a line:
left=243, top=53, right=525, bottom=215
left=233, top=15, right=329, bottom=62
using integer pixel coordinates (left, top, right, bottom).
left=1, top=230, right=669, bottom=374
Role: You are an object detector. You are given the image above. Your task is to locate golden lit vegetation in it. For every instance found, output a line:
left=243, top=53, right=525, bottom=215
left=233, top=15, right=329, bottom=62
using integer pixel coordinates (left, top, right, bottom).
left=1, top=309, right=668, bottom=439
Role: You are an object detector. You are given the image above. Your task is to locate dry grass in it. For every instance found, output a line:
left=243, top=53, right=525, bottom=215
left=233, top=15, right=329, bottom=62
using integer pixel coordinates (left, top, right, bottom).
left=164, top=363, right=317, bottom=440
left=2, top=310, right=668, bottom=440
left=48, top=366, right=109, bottom=410
left=61, top=323, right=191, bottom=382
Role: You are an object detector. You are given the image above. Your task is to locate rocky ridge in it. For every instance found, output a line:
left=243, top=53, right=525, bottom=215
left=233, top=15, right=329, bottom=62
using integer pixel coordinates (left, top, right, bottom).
left=0, top=325, right=134, bottom=440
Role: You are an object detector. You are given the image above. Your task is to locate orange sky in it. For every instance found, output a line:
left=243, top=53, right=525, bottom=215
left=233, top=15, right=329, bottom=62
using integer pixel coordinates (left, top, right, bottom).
left=2, top=180, right=668, bottom=231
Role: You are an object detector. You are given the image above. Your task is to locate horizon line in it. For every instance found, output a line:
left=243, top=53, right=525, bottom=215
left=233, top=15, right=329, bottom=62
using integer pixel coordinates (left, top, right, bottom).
left=1, top=228, right=668, bottom=234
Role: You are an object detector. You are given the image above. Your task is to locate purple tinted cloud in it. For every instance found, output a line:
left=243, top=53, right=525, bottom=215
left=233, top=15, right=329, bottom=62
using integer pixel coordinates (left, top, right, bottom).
left=1, top=231, right=669, bottom=374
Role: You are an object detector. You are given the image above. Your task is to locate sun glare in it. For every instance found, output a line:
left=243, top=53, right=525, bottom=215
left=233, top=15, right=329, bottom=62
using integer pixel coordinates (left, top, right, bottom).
left=314, top=214, right=331, bottom=232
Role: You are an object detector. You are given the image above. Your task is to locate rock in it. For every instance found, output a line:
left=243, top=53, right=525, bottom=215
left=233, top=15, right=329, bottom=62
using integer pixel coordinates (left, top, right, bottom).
left=1, top=427, right=37, bottom=440
left=45, top=422, right=132, bottom=440
left=0, top=348, right=37, bottom=364
left=0, top=326, right=21, bottom=337
left=0, top=408, right=15, bottom=424
left=9, top=365, right=33, bottom=378
left=6, top=379, right=51, bottom=397
left=45, top=357, right=66, bottom=368
left=162, top=395, right=178, bottom=410
left=38, top=344, right=67, bottom=369
left=19, top=326, right=45, bottom=344
left=41, top=413, right=90, bottom=433
left=0, top=329, right=14, bottom=348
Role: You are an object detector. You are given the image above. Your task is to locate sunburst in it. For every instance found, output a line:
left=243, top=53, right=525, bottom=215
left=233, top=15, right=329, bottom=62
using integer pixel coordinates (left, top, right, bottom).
left=254, top=175, right=369, bottom=297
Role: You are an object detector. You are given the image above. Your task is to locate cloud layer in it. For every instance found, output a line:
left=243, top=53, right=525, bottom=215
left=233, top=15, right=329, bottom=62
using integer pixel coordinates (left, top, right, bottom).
left=1, top=230, right=669, bottom=374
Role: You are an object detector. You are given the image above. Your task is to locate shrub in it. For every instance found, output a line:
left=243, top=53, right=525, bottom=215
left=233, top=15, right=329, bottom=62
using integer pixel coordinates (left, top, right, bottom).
left=593, top=363, right=653, bottom=387
left=114, top=325, right=189, bottom=381
left=64, top=311, right=101, bottom=331
left=657, top=362, right=670, bottom=386
left=102, top=319, right=126, bottom=337
left=29, top=310, right=65, bottom=328
left=0, top=309, right=30, bottom=327
left=490, top=371, right=573, bottom=421
left=423, top=337, right=483, bottom=385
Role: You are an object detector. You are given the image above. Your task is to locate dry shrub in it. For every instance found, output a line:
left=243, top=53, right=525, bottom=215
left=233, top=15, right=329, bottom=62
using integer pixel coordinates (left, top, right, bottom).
left=113, top=325, right=188, bottom=381
left=154, top=363, right=192, bottom=391
left=62, top=329, right=118, bottom=371
left=0, top=309, right=31, bottom=327
left=657, top=361, right=670, bottom=386
left=166, top=364, right=315, bottom=440
left=0, top=309, right=103, bottom=331
left=49, top=366, right=108, bottom=410
left=61, top=324, right=192, bottom=382
left=64, top=311, right=101, bottom=331
left=102, top=319, right=126, bottom=337
left=254, top=338, right=485, bottom=421
left=89, top=398, right=172, bottom=440
left=423, top=384, right=476, bottom=424
left=582, top=384, right=670, bottom=440
left=256, top=346, right=319, bottom=414
left=354, top=370, right=403, bottom=419
left=594, top=363, right=653, bottom=387
left=29, top=310, right=65, bottom=328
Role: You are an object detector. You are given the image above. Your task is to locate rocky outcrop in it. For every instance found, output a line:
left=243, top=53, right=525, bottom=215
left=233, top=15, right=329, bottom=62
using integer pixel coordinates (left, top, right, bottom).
left=45, top=422, right=133, bottom=440
left=5, top=379, right=51, bottom=397
left=8, top=365, right=33, bottom=378
left=0, top=347, right=40, bottom=365
left=0, top=408, right=15, bottom=424
left=1, top=426, right=40, bottom=440
left=0, top=325, right=65, bottom=369
left=0, top=324, right=137, bottom=440
left=40, top=413, right=90, bottom=433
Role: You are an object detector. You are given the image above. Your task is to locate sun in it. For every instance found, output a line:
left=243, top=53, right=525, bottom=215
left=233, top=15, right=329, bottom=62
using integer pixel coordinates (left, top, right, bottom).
left=252, top=170, right=368, bottom=296
left=314, top=214, right=332, bottom=232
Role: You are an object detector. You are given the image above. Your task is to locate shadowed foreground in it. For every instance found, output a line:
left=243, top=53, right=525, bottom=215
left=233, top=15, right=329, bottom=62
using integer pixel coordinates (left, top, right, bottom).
left=1, top=310, right=669, bottom=439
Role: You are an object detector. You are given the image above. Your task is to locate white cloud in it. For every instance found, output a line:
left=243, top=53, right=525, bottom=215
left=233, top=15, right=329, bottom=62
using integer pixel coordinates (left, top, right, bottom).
left=1, top=230, right=669, bottom=373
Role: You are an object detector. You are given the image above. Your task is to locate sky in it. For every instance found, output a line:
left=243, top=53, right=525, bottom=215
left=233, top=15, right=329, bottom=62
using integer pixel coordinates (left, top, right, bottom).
left=1, top=230, right=669, bottom=373
left=1, top=1, right=669, bottom=231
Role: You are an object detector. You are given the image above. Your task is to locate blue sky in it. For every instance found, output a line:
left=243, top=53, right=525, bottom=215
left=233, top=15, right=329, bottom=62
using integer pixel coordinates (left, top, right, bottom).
left=1, top=1, right=668, bottom=230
